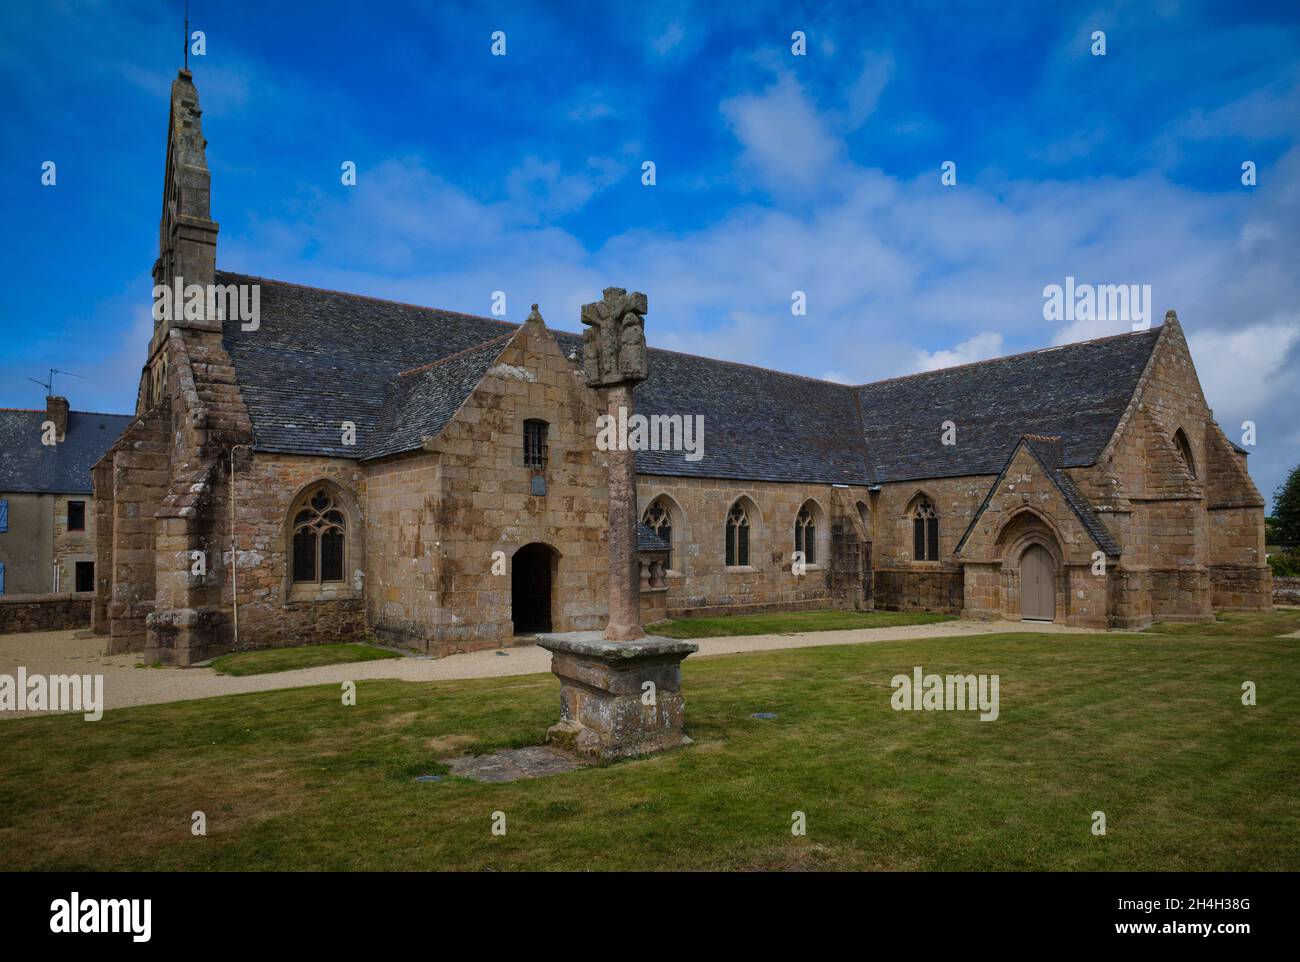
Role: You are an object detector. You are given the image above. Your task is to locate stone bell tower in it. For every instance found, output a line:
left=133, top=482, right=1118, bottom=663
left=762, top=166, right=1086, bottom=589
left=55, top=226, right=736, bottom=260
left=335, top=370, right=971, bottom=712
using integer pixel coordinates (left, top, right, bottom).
left=95, top=67, right=252, bottom=665
left=141, top=67, right=220, bottom=412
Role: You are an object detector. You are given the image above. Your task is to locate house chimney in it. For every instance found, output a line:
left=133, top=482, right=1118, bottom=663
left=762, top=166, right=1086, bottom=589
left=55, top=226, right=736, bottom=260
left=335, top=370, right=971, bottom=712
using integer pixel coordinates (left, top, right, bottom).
left=46, top=396, right=68, bottom=441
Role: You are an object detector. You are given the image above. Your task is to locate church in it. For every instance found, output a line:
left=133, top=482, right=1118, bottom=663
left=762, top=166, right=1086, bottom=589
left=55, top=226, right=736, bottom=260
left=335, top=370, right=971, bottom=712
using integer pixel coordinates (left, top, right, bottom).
left=93, top=69, right=1273, bottom=665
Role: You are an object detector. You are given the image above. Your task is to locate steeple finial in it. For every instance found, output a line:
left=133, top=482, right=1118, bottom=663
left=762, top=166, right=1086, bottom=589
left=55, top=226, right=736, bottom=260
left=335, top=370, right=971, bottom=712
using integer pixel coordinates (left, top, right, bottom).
left=184, top=0, right=189, bottom=71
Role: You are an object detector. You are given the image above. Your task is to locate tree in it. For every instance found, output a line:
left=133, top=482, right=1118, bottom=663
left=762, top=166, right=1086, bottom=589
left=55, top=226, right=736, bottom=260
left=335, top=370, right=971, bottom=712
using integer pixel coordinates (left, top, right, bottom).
left=1274, top=464, right=1300, bottom=548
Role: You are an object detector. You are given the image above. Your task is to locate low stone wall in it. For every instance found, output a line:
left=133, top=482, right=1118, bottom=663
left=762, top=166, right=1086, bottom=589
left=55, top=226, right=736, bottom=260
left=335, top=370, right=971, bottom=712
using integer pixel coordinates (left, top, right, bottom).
left=0, top=593, right=93, bottom=634
left=1209, top=563, right=1274, bottom=610
left=1274, top=576, right=1300, bottom=606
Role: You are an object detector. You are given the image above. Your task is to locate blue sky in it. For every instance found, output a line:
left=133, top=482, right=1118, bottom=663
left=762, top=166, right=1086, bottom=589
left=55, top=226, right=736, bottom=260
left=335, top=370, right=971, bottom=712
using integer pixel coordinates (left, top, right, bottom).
left=1, top=0, right=1298, bottom=506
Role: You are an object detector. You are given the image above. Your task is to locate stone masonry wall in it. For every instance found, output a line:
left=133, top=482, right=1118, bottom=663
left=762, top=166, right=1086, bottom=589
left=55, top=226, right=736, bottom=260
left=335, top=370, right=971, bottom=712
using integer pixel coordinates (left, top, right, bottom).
left=1274, top=576, right=1300, bottom=605
left=52, top=493, right=95, bottom=592
left=1088, top=317, right=1268, bottom=623
left=636, top=475, right=873, bottom=618
left=0, top=594, right=91, bottom=634
left=868, top=474, right=994, bottom=615
left=98, top=406, right=170, bottom=653
left=364, top=451, right=441, bottom=648
left=226, top=453, right=368, bottom=649
left=411, top=318, right=610, bottom=652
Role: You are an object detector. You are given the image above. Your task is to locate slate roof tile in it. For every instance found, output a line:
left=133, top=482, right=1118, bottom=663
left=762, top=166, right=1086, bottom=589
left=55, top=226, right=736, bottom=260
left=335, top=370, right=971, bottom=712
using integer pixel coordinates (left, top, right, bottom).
left=218, top=273, right=1162, bottom=488
left=0, top=409, right=134, bottom=494
left=855, top=329, right=1160, bottom=482
left=636, top=522, right=671, bottom=552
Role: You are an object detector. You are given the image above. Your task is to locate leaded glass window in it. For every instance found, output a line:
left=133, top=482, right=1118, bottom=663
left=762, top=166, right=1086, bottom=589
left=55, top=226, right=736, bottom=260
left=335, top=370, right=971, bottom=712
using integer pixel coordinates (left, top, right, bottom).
left=292, top=488, right=347, bottom=584
left=726, top=501, right=750, bottom=567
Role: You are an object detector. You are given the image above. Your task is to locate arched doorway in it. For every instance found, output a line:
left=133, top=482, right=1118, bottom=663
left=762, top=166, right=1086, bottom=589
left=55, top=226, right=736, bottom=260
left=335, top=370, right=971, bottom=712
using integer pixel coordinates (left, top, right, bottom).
left=512, top=543, right=556, bottom=634
left=1021, top=544, right=1056, bottom=622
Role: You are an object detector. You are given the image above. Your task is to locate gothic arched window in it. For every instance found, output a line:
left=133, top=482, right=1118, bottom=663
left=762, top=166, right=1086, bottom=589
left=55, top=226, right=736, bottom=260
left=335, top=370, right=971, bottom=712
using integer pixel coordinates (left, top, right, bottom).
left=642, top=498, right=673, bottom=570
left=912, top=498, right=940, bottom=562
left=725, top=501, right=750, bottom=567
left=292, top=487, right=347, bottom=584
left=794, top=502, right=817, bottom=565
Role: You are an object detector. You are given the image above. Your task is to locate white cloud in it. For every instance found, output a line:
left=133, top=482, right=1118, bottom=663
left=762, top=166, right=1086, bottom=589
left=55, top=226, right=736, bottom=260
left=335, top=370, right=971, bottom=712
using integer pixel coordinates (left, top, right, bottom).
left=1188, top=319, right=1300, bottom=420
left=915, top=332, right=1005, bottom=372
left=650, top=21, right=686, bottom=56
left=505, top=155, right=623, bottom=219
left=721, top=73, right=844, bottom=193
left=846, top=53, right=894, bottom=129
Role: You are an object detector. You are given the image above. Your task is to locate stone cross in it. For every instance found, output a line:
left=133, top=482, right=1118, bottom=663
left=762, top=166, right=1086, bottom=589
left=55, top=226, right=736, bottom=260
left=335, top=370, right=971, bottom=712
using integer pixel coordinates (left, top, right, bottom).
left=535, top=287, right=696, bottom=761
left=580, top=287, right=648, bottom=387
left=580, top=287, right=648, bottom=641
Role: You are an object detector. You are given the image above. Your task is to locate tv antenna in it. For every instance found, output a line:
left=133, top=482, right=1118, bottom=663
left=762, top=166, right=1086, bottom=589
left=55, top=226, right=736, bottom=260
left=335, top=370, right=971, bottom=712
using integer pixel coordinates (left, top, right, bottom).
left=27, top=368, right=86, bottom=397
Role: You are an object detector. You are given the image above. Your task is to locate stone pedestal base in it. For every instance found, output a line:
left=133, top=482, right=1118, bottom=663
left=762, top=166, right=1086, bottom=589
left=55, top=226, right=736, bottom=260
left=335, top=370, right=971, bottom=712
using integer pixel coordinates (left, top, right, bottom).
left=537, top=633, right=698, bottom=761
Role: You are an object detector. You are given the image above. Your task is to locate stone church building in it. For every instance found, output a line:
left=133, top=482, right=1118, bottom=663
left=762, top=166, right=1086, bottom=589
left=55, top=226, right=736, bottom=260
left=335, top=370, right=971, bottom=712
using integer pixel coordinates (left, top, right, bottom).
left=94, top=70, right=1272, bottom=665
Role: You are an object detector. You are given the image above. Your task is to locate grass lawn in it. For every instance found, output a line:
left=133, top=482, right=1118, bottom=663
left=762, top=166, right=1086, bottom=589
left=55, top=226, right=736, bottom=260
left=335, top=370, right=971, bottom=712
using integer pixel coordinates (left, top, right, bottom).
left=208, top=642, right=404, bottom=676
left=1, top=611, right=1297, bottom=871
left=650, top=608, right=955, bottom=638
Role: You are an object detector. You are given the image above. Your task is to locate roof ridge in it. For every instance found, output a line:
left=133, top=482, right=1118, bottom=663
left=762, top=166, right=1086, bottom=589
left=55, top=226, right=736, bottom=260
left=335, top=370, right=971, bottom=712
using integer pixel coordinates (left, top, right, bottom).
left=396, top=331, right=516, bottom=378
left=0, top=407, right=43, bottom=413
left=70, top=409, right=134, bottom=417
left=638, top=342, right=863, bottom=389
left=217, top=273, right=870, bottom=388
left=214, top=270, right=519, bottom=329
left=858, top=326, right=1162, bottom=391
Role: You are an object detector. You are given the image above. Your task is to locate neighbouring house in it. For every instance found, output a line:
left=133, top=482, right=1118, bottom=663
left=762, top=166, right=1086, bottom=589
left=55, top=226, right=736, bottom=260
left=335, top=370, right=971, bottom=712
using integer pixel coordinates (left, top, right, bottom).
left=0, top=396, right=132, bottom=597
left=93, top=69, right=1272, bottom=666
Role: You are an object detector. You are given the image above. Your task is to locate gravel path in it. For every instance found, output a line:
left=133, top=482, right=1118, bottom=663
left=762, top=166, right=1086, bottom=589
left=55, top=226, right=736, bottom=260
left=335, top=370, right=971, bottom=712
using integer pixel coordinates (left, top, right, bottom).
left=0, top=619, right=1108, bottom=718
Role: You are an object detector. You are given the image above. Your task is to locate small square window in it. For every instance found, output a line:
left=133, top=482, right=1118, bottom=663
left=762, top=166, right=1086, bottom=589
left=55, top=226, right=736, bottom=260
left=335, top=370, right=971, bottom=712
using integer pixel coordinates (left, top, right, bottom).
left=67, top=501, right=86, bottom=532
left=524, top=419, right=549, bottom=471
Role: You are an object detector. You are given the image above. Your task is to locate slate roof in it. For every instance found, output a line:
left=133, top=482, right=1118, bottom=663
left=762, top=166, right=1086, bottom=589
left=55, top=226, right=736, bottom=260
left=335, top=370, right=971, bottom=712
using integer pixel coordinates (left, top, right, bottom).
left=551, top=331, right=869, bottom=485
left=365, top=334, right=515, bottom=461
left=636, top=522, right=671, bottom=552
left=855, top=329, right=1160, bottom=482
left=218, top=271, right=515, bottom=459
left=0, top=409, right=134, bottom=494
left=218, top=273, right=1162, bottom=489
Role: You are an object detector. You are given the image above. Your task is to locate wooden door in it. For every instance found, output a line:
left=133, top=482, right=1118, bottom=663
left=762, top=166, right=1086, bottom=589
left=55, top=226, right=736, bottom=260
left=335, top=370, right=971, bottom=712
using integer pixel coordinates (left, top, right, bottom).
left=1021, top=545, right=1055, bottom=621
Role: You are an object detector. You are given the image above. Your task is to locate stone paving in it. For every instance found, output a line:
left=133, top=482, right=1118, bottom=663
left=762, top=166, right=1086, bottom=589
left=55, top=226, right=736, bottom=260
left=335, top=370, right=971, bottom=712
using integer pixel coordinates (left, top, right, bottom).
left=445, top=745, right=589, bottom=782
